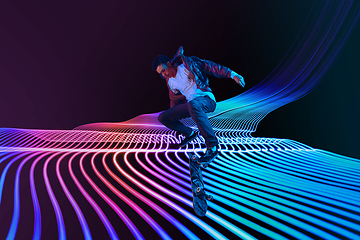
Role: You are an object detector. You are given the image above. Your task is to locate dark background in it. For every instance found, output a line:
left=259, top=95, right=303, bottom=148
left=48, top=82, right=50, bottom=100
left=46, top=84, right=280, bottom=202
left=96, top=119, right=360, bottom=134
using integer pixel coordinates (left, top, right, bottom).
left=0, top=1, right=359, bottom=159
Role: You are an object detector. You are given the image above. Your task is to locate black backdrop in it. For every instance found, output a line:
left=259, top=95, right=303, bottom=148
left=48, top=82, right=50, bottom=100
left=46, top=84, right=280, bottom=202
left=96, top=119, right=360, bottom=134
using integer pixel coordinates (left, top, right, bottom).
left=0, top=0, right=359, bottom=158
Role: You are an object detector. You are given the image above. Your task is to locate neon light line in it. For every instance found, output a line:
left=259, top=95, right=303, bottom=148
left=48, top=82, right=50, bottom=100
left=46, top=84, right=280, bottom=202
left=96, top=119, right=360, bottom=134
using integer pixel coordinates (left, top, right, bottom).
left=55, top=152, right=92, bottom=240
left=92, top=152, right=171, bottom=240
left=43, top=152, right=66, bottom=240
left=115, top=151, right=213, bottom=240
left=30, top=152, right=53, bottom=240
left=102, top=153, right=195, bottom=240
left=131, top=152, right=256, bottom=239
left=0, top=152, right=25, bottom=205
left=82, top=152, right=144, bottom=240
left=68, top=153, right=119, bottom=240
left=6, top=152, right=38, bottom=240
left=1, top=2, right=360, bottom=238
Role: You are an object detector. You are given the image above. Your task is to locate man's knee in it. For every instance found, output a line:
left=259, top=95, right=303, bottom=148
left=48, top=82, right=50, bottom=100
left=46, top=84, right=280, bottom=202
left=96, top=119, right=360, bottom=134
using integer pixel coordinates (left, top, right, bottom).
left=189, top=100, right=203, bottom=113
left=158, top=110, right=172, bottom=124
left=158, top=112, right=166, bottom=124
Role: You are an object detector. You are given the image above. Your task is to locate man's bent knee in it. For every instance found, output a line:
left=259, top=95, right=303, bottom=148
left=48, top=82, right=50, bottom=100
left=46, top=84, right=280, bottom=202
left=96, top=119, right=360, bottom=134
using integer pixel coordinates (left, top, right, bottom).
left=158, top=112, right=167, bottom=124
left=189, top=100, right=203, bottom=114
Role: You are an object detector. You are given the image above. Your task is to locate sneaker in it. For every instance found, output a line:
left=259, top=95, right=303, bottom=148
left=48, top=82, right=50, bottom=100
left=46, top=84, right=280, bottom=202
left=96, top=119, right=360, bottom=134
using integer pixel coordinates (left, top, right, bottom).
left=179, top=131, right=198, bottom=147
left=197, top=146, right=219, bottom=167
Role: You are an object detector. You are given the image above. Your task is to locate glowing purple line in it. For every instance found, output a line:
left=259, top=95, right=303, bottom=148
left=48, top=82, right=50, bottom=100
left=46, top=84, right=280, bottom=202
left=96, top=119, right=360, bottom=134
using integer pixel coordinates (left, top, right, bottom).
left=102, top=153, right=186, bottom=239
left=92, top=152, right=171, bottom=240
left=55, top=152, right=92, bottom=240
left=143, top=152, right=190, bottom=194
left=68, top=152, right=119, bottom=240
left=0, top=152, right=25, bottom=204
left=113, top=152, right=203, bottom=240
left=43, top=152, right=66, bottom=240
left=6, top=152, right=39, bottom=240
left=119, top=152, right=226, bottom=239
left=132, top=153, right=189, bottom=203
left=157, top=152, right=189, bottom=181
left=140, top=151, right=257, bottom=239
left=82, top=152, right=144, bottom=240
left=30, top=152, right=52, bottom=240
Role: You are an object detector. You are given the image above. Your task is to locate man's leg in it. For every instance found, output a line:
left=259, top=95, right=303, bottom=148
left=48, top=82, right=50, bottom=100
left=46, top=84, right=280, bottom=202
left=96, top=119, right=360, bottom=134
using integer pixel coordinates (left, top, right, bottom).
left=188, top=96, right=218, bottom=149
left=158, top=103, right=193, bottom=136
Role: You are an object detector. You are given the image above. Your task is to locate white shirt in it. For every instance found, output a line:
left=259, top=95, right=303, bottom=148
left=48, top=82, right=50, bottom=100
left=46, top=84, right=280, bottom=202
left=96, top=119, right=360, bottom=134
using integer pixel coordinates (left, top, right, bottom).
left=168, top=64, right=216, bottom=102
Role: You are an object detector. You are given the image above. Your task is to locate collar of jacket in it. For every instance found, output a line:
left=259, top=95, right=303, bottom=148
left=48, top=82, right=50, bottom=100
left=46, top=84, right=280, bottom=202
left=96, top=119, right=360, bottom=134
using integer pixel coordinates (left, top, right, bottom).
left=170, top=46, right=212, bottom=92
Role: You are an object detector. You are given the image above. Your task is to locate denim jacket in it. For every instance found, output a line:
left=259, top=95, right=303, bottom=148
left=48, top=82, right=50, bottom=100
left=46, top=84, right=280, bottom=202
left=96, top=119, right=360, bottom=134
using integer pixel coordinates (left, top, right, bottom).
left=167, top=46, right=234, bottom=107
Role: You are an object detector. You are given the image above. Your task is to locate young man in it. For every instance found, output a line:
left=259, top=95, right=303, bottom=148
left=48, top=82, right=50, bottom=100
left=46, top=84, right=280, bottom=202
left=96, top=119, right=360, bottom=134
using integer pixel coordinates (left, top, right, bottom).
left=152, top=46, right=245, bottom=163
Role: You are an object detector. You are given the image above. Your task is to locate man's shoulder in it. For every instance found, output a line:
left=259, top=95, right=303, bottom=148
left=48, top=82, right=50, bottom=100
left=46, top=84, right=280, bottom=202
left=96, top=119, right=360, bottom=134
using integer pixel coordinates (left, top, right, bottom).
left=187, top=56, right=202, bottom=62
left=177, top=63, right=185, bottom=68
left=182, top=56, right=204, bottom=69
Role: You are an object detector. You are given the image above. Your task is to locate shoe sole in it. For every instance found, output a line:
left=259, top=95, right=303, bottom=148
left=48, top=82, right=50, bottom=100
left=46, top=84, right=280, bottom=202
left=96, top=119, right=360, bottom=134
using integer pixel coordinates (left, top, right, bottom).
left=179, top=134, right=197, bottom=147
left=198, top=152, right=219, bottom=168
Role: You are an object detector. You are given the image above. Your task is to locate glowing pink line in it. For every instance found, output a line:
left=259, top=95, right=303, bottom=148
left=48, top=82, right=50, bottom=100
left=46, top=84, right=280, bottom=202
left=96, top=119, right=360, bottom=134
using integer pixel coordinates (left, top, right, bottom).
left=108, top=152, right=199, bottom=240
left=141, top=152, right=190, bottom=196
left=68, top=152, right=119, bottom=240
left=102, top=153, right=185, bottom=237
left=81, top=152, right=144, bottom=240
left=91, top=152, right=170, bottom=240
left=30, top=152, right=52, bottom=240
left=43, top=152, right=66, bottom=240
left=55, top=152, right=92, bottom=240
left=117, top=151, right=226, bottom=239
left=7, top=152, right=39, bottom=240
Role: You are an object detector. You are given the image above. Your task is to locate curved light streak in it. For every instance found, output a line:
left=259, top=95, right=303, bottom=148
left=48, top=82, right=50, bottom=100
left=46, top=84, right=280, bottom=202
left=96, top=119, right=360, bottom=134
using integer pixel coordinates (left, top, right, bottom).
left=0, top=1, right=360, bottom=239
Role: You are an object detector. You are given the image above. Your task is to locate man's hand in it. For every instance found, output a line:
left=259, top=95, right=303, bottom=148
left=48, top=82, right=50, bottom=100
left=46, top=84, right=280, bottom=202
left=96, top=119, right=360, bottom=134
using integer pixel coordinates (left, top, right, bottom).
left=234, top=75, right=245, bottom=87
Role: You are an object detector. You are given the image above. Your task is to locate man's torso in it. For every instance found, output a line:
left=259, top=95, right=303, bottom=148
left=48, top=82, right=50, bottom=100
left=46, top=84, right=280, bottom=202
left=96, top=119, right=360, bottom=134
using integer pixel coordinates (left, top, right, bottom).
left=168, top=64, right=216, bottom=103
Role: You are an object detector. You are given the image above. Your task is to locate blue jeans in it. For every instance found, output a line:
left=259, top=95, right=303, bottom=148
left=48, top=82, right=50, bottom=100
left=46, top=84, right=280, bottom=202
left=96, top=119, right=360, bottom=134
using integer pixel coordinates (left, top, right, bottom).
left=158, top=96, right=218, bottom=149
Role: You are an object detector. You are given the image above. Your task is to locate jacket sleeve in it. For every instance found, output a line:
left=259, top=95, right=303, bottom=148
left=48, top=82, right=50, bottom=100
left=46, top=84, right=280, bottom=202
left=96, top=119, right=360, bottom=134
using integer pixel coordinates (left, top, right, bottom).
left=170, top=46, right=184, bottom=66
left=196, top=57, right=235, bottom=79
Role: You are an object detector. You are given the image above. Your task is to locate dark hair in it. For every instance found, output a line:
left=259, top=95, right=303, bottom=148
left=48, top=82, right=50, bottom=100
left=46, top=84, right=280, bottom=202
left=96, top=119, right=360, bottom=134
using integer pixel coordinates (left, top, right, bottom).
left=152, top=55, right=170, bottom=71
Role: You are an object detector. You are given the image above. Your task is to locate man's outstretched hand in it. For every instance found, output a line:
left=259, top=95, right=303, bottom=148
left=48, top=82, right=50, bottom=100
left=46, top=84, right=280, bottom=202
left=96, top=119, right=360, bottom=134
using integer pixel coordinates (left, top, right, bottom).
left=234, top=75, right=245, bottom=88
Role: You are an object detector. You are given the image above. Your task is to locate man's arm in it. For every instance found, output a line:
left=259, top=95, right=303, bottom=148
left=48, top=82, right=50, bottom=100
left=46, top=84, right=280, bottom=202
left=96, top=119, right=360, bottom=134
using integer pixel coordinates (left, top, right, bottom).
left=169, top=91, right=186, bottom=107
left=232, top=72, right=245, bottom=88
left=196, top=57, right=245, bottom=87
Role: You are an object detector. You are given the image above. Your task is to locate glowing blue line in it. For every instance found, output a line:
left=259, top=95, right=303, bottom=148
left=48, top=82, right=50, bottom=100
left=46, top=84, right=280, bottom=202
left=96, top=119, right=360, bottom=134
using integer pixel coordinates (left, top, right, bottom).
left=316, top=149, right=360, bottom=163
left=223, top=151, right=360, bottom=221
left=247, top=150, right=359, bottom=193
left=203, top=169, right=346, bottom=239
left=210, top=156, right=360, bottom=238
left=120, top=152, right=225, bottom=240
left=252, top=151, right=360, bottom=201
left=141, top=153, right=257, bottom=240
left=225, top=151, right=360, bottom=211
left=162, top=152, right=298, bottom=239
left=208, top=152, right=358, bottom=234
left=278, top=150, right=360, bottom=177
left=257, top=150, right=360, bottom=185
left=6, top=152, right=39, bottom=240
left=30, top=152, right=51, bottom=240
left=0, top=152, right=24, bottom=205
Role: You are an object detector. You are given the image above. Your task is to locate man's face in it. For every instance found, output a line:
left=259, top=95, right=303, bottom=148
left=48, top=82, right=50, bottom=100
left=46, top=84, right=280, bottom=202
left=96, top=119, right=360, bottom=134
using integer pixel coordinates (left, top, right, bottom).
left=156, top=62, right=173, bottom=79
